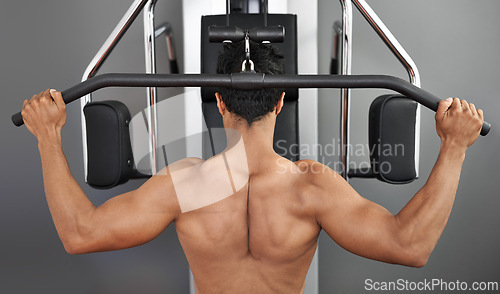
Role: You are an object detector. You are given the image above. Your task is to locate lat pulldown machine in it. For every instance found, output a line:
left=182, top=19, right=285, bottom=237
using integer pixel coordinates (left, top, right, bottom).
left=11, top=0, right=491, bottom=190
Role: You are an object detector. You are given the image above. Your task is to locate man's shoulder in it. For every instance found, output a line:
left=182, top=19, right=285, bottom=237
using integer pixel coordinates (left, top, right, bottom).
left=293, top=159, right=337, bottom=177
left=156, top=157, right=205, bottom=176
left=272, top=159, right=345, bottom=218
left=272, top=158, right=338, bottom=179
left=177, top=157, right=205, bottom=167
left=288, top=159, right=344, bottom=196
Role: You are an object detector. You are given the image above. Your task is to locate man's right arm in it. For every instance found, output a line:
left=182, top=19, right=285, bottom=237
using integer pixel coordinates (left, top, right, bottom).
left=311, top=97, right=483, bottom=267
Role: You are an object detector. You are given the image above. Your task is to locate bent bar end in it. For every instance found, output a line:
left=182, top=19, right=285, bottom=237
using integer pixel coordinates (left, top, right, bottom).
left=481, top=121, right=491, bottom=136
left=12, top=112, right=23, bottom=127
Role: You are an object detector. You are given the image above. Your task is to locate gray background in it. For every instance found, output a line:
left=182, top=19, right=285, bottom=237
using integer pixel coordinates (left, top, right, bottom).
left=318, top=0, right=500, bottom=293
left=1, top=0, right=499, bottom=293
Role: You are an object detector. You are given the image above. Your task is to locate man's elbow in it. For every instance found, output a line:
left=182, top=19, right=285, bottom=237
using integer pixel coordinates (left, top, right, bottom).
left=405, top=254, right=429, bottom=268
left=62, top=236, right=88, bottom=255
left=61, top=226, right=95, bottom=255
left=393, top=222, right=432, bottom=268
left=63, top=243, right=79, bottom=255
left=61, top=216, right=97, bottom=255
left=400, top=248, right=431, bottom=268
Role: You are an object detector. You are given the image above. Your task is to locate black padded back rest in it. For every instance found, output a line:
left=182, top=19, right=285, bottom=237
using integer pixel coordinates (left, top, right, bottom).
left=369, top=95, right=417, bottom=184
left=84, top=101, right=135, bottom=189
left=201, top=14, right=299, bottom=161
left=201, top=14, right=298, bottom=102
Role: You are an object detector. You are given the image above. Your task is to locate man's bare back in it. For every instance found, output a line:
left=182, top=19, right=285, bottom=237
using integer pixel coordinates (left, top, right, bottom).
left=175, top=154, right=321, bottom=293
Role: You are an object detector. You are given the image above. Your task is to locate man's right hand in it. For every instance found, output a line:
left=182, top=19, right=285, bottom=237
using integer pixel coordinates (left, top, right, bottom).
left=435, top=97, right=483, bottom=152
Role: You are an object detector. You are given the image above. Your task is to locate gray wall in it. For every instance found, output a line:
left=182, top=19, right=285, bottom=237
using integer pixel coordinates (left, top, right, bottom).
left=1, top=0, right=189, bottom=293
left=318, top=0, right=500, bottom=292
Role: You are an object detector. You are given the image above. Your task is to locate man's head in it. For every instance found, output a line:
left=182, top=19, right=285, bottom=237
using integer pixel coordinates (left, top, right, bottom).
left=216, top=41, right=286, bottom=127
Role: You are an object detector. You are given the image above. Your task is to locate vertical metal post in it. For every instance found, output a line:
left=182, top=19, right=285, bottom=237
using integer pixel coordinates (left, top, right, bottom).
left=226, top=0, right=230, bottom=25
left=144, top=0, right=159, bottom=175
left=338, top=0, right=353, bottom=180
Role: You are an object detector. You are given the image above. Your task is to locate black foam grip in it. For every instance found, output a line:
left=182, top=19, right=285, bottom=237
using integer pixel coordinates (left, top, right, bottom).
left=248, top=26, right=285, bottom=43
left=208, top=25, right=284, bottom=43
left=208, top=26, right=245, bottom=43
left=11, top=73, right=491, bottom=136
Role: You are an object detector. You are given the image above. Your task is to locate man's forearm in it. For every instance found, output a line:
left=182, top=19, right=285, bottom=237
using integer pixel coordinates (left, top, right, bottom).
left=38, top=134, right=95, bottom=250
left=395, top=141, right=466, bottom=261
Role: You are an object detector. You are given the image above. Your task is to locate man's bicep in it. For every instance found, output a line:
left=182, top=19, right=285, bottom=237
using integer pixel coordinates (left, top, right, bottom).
left=80, top=170, right=180, bottom=253
left=314, top=172, right=407, bottom=264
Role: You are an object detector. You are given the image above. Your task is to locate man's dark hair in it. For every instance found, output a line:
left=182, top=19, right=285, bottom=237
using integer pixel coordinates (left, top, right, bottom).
left=216, top=41, right=285, bottom=126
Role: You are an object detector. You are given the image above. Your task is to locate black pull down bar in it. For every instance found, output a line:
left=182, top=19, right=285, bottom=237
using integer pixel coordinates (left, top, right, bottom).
left=11, top=73, right=491, bottom=136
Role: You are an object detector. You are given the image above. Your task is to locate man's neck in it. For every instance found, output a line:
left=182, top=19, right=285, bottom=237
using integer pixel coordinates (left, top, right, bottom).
left=223, top=117, right=277, bottom=172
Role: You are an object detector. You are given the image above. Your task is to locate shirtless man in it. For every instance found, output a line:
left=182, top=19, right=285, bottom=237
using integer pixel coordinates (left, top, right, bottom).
left=20, top=41, right=483, bottom=293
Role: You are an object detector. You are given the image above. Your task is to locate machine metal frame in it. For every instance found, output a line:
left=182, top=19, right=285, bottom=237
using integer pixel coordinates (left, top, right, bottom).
left=338, top=0, right=421, bottom=180
left=76, top=0, right=426, bottom=181
left=76, top=0, right=424, bottom=181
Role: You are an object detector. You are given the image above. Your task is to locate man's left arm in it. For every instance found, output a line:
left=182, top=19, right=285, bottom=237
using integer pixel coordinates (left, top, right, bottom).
left=309, top=98, right=482, bottom=267
left=22, top=89, right=180, bottom=254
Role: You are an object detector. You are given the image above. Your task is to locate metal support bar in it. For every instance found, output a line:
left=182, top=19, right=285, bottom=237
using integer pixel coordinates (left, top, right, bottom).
left=144, top=0, right=159, bottom=175
left=79, top=0, right=150, bottom=181
left=352, top=0, right=420, bottom=87
left=330, top=21, right=342, bottom=75
left=338, top=0, right=353, bottom=180
left=337, top=0, right=423, bottom=180
left=155, top=22, right=179, bottom=73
